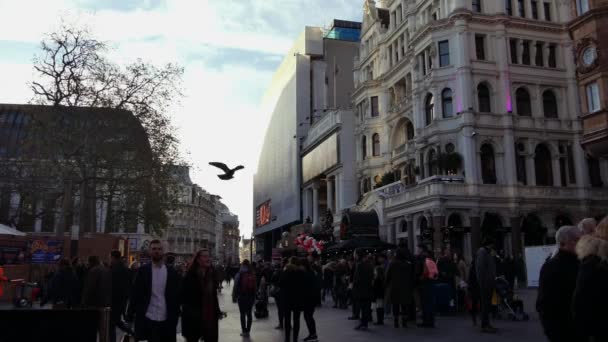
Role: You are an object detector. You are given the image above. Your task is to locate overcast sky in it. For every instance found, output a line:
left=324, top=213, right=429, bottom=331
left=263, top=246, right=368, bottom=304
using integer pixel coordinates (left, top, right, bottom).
left=0, top=0, right=362, bottom=239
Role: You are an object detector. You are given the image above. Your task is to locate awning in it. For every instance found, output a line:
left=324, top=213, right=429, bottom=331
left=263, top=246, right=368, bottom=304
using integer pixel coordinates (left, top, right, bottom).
left=0, top=223, right=26, bottom=236
left=325, top=237, right=396, bottom=254
left=340, top=210, right=379, bottom=239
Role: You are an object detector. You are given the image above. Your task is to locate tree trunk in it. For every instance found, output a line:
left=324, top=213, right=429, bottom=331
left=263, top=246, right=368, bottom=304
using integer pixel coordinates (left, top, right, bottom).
left=56, top=180, right=73, bottom=237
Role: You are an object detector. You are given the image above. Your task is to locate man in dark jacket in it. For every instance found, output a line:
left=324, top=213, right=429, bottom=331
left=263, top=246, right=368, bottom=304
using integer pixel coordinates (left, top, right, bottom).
left=82, top=255, right=112, bottom=308
left=110, top=250, right=133, bottom=342
left=386, top=248, right=414, bottom=328
left=537, top=226, right=582, bottom=342
left=353, top=253, right=374, bottom=330
left=127, top=240, right=181, bottom=342
left=475, top=238, right=497, bottom=333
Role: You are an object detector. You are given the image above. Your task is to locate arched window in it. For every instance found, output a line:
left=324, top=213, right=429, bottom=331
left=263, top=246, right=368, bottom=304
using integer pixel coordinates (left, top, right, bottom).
left=406, top=120, right=415, bottom=140
left=472, top=0, right=481, bottom=12
left=401, top=220, right=407, bottom=233
left=542, top=90, right=558, bottom=118
left=534, top=144, right=554, bottom=186
left=587, top=155, right=603, bottom=187
left=425, top=93, right=434, bottom=126
left=480, top=144, right=497, bottom=184
left=428, top=149, right=438, bottom=176
left=516, top=88, right=532, bottom=116
left=362, top=136, right=367, bottom=159
left=442, top=88, right=453, bottom=118
left=372, top=133, right=380, bottom=156
left=478, top=83, right=491, bottom=113
left=448, top=213, right=463, bottom=228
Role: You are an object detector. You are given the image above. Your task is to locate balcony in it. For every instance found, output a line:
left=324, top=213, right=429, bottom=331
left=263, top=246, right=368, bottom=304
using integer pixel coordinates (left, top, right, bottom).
left=302, top=110, right=341, bottom=150
left=391, top=142, right=414, bottom=162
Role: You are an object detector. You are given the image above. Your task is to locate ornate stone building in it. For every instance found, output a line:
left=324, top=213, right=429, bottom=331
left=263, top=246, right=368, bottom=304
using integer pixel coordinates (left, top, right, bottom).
left=352, top=0, right=608, bottom=260
left=569, top=0, right=608, bottom=157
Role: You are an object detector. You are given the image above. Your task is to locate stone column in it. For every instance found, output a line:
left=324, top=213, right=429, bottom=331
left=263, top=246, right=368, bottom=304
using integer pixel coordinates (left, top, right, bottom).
left=302, top=187, right=310, bottom=222
left=327, top=178, right=334, bottom=215
left=552, top=155, right=562, bottom=187
left=510, top=214, right=523, bottom=257
left=455, top=20, right=472, bottom=112
left=460, top=126, right=479, bottom=184
left=334, top=173, right=341, bottom=213
left=503, top=128, right=517, bottom=186
left=312, top=183, right=320, bottom=226
left=406, top=215, right=415, bottom=252
left=432, top=209, right=446, bottom=258
left=470, top=210, right=482, bottom=254
left=526, top=153, right=536, bottom=186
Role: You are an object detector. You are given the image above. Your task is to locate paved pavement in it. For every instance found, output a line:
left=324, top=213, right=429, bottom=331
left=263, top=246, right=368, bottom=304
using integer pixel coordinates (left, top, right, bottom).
left=165, top=282, right=547, bottom=342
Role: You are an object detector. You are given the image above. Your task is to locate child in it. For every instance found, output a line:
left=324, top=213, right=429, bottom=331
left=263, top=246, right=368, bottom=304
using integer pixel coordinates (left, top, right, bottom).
left=373, top=266, right=385, bottom=325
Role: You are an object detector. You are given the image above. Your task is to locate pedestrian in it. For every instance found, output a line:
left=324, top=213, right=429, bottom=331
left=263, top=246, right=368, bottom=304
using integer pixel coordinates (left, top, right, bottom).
left=536, top=226, right=582, bottom=342
left=81, top=255, right=111, bottom=308
left=302, top=258, right=321, bottom=342
left=109, top=250, right=132, bottom=342
left=455, top=252, right=468, bottom=312
left=180, top=249, right=222, bottom=342
left=475, top=238, right=498, bottom=333
left=437, top=247, right=457, bottom=313
left=467, top=257, right=481, bottom=326
left=47, top=258, right=79, bottom=307
left=233, top=259, right=256, bottom=338
left=127, top=240, right=181, bottom=342
left=216, top=264, right=226, bottom=292
left=334, top=259, right=348, bottom=309
left=578, top=217, right=597, bottom=236
left=353, top=253, right=374, bottom=331
left=372, top=265, right=385, bottom=326
left=280, top=257, right=306, bottom=342
left=417, top=246, right=438, bottom=328
left=271, top=260, right=286, bottom=330
left=573, top=216, right=608, bottom=342
left=346, top=257, right=359, bottom=321
left=322, top=262, right=335, bottom=306
left=0, top=262, right=8, bottom=300
left=386, top=248, right=414, bottom=328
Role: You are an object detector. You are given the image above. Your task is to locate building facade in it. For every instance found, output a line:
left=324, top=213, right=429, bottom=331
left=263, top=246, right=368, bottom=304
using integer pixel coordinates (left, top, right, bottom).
left=569, top=0, right=608, bottom=157
left=253, top=20, right=361, bottom=259
left=353, top=0, right=608, bottom=260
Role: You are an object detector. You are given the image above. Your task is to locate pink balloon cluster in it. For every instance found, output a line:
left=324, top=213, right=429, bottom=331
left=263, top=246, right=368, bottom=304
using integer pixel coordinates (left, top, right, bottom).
left=294, top=233, right=326, bottom=254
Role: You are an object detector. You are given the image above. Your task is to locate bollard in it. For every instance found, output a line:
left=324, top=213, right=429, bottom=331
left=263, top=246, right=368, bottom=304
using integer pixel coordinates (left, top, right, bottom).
left=99, top=307, right=112, bottom=342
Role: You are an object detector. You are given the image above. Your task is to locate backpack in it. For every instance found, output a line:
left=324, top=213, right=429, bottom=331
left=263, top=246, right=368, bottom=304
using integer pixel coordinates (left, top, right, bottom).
left=423, top=258, right=439, bottom=280
left=240, top=272, right=256, bottom=296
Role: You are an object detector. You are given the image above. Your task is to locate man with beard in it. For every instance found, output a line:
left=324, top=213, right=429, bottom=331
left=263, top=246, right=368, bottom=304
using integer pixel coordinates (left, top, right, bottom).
left=127, top=240, right=181, bottom=342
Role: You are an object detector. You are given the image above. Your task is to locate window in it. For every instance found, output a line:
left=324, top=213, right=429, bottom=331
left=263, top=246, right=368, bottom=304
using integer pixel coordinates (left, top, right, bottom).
left=532, top=1, right=538, bottom=19
left=518, top=0, right=526, bottom=17
left=478, top=83, right=492, bottom=112
left=506, top=0, right=513, bottom=15
left=419, top=153, right=425, bottom=178
left=428, top=149, right=438, bottom=176
left=362, top=136, right=367, bottom=159
left=522, top=41, right=531, bottom=65
left=406, top=121, right=415, bottom=140
left=425, top=93, right=434, bottom=125
left=371, top=96, right=379, bottom=117
left=586, top=82, right=601, bottom=113
left=475, top=35, right=486, bottom=60
left=535, top=42, right=544, bottom=66
left=480, top=144, right=497, bottom=184
left=421, top=53, right=427, bottom=76
left=587, top=156, right=603, bottom=187
left=542, top=90, right=558, bottom=118
left=516, top=88, right=532, bottom=116
left=534, top=144, right=554, bottom=186
left=577, top=0, right=590, bottom=16
left=567, top=145, right=576, bottom=184
left=394, top=169, right=402, bottom=181
left=432, top=12, right=438, bottom=21
left=401, top=221, right=407, bottom=233
left=372, top=133, right=380, bottom=156
left=510, top=39, right=519, bottom=64
left=442, top=88, right=453, bottom=118
left=548, top=45, right=557, bottom=68
left=559, top=157, right=567, bottom=186
left=544, top=2, right=551, bottom=21
left=439, top=41, right=450, bottom=67
left=516, top=143, right=527, bottom=185
left=472, top=0, right=481, bottom=13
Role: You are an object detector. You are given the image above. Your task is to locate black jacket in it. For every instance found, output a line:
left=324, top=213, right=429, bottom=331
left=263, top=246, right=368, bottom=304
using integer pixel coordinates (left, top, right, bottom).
left=536, top=250, right=580, bottom=340
left=48, top=268, right=80, bottom=307
left=353, top=260, right=374, bottom=301
left=573, top=235, right=608, bottom=342
left=280, top=264, right=306, bottom=310
left=180, top=268, right=220, bottom=339
left=82, top=264, right=112, bottom=308
left=128, top=263, right=181, bottom=339
left=111, top=260, right=132, bottom=319
left=303, top=269, right=322, bottom=307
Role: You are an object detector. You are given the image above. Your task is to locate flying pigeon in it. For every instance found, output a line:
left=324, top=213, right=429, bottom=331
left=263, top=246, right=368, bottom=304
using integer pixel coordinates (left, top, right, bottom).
left=209, top=162, right=244, bottom=180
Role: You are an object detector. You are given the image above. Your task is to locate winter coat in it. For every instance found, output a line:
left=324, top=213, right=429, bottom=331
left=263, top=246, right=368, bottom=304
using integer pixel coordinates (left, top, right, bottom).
left=111, top=260, right=132, bottom=319
left=233, top=265, right=256, bottom=300
left=280, top=264, right=306, bottom=310
left=81, top=264, right=112, bottom=308
left=385, top=259, right=414, bottom=305
left=180, top=267, right=220, bottom=340
left=437, top=256, right=457, bottom=284
left=372, top=276, right=385, bottom=301
left=536, top=250, right=580, bottom=341
left=48, top=268, right=80, bottom=307
left=323, top=267, right=335, bottom=288
left=573, top=235, right=608, bottom=342
left=475, top=247, right=496, bottom=293
left=353, top=261, right=374, bottom=301
left=303, top=269, right=322, bottom=308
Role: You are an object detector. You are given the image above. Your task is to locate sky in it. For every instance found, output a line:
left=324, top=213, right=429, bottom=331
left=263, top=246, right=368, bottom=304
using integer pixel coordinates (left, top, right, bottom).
left=0, top=0, right=362, bottom=238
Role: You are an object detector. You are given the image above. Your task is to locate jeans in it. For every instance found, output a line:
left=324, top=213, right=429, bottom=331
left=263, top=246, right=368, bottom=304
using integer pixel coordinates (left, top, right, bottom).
left=284, top=309, right=301, bottom=342
left=303, top=306, right=316, bottom=336
left=322, top=286, right=334, bottom=303
left=420, top=281, right=436, bottom=326
left=140, top=318, right=176, bottom=342
left=480, top=288, right=493, bottom=328
left=238, top=296, right=255, bottom=333
left=276, top=296, right=285, bottom=327
left=392, top=303, right=408, bottom=320
left=359, top=300, right=372, bottom=327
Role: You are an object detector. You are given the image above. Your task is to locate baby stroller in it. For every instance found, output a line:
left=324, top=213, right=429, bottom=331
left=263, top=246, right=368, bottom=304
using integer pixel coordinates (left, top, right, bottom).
left=11, top=279, right=38, bottom=308
left=254, top=280, right=269, bottom=319
left=494, top=276, right=529, bottom=321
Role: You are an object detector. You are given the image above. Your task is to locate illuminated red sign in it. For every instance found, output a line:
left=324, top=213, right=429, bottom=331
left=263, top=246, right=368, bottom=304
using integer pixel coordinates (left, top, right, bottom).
left=256, top=200, right=271, bottom=228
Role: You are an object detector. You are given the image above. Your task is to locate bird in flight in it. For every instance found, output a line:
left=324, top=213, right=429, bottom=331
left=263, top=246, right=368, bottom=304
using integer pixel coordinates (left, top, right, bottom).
left=209, top=162, right=244, bottom=180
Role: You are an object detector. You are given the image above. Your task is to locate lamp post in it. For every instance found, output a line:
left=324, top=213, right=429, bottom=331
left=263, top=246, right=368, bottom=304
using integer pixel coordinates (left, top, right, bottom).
left=250, top=231, right=254, bottom=262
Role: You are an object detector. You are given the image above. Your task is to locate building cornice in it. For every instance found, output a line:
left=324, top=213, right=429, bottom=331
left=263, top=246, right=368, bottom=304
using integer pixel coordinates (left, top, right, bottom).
left=568, top=7, right=608, bottom=31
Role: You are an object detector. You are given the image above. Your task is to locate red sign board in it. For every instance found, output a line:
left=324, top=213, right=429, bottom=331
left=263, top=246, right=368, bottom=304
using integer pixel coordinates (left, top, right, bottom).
left=256, top=200, right=271, bottom=228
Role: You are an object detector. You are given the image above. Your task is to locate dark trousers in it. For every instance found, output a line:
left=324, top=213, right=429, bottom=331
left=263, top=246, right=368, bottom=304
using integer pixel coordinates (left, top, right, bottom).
left=322, top=286, right=334, bottom=303
left=276, top=297, right=285, bottom=327
left=185, top=319, right=218, bottom=342
left=392, top=303, right=408, bottom=321
left=359, top=300, right=372, bottom=327
left=140, top=318, right=176, bottom=342
left=284, top=309, right=301, bottom=342
left=480, top=288, right=493, bottom=328
left=303, top=306, right=317, bottom=336
left=420, top=281, right=435, bottom=326
left=352, top=299, right=360, bottom=318
left=238, top=296, right=255, bottom=333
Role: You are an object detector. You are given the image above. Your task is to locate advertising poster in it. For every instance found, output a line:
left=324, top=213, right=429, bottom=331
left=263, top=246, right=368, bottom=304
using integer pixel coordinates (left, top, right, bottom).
left=0, top=239, right=28, bottom=265
left=28, top=239, right=64, bottom=264
left=524, top=245, right=555, bottom=287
